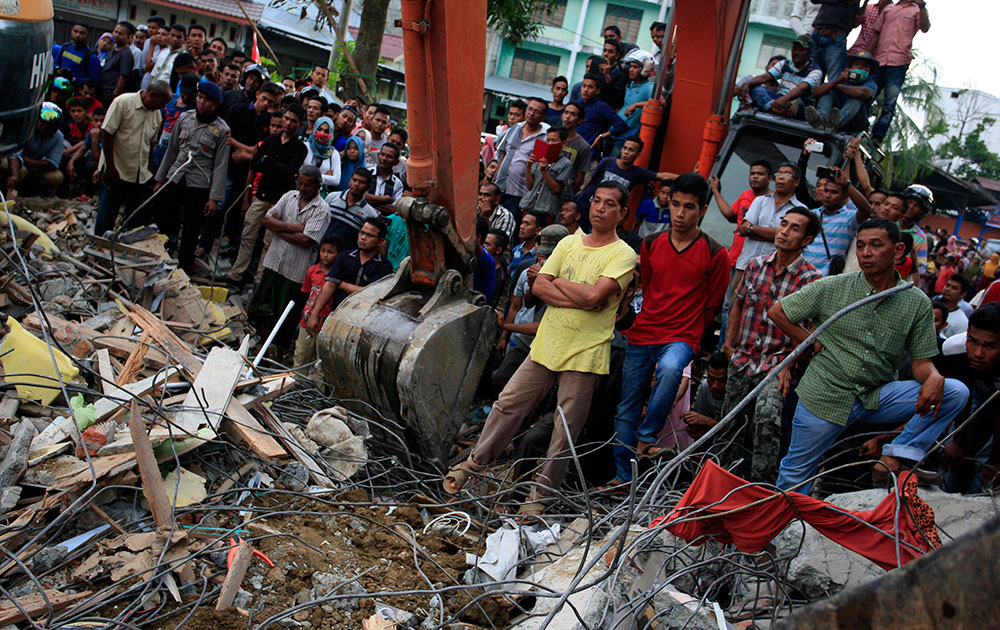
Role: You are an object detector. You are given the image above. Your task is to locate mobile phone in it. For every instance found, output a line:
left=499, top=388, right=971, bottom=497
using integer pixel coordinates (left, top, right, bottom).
left=816, top=166, right=836, bottom=180
left=805, top=141, right=824, bottom=153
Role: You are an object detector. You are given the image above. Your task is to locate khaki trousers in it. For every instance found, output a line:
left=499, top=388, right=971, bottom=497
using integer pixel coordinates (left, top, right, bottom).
left=228, top=197, right=274, bottom=282
left=469, top=356, right=600, bottom=499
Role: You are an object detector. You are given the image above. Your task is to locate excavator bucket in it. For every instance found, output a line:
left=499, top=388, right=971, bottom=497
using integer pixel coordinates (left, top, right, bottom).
left=317, top=0, right=491, bottom=467
left=316, top=261, right=496, bottom=466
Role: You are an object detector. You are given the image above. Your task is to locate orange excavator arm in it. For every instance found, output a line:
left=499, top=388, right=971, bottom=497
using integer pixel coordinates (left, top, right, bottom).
left=633, top=0, right=751, bottom=212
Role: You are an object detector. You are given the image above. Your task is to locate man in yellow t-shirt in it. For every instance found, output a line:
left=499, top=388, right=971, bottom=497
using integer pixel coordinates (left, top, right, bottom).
left=444, top=181, right=637, bottom=513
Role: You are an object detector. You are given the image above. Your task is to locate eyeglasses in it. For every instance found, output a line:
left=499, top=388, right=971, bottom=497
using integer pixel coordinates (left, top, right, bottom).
left=775, top=172, right=797, bottom=179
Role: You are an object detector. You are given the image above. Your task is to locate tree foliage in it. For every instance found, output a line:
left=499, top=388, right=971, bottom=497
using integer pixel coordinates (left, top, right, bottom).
left=880, top=54, right=947, bottom=185
left=487, top=0, right=561, bottom=45
left=938, top=118, right=1000, bottom=180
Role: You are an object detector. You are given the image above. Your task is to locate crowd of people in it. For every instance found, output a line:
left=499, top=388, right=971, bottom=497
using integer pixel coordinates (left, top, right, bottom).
left=741, top=0, right=929, bottom=145
left=5, top=4, right=999, bottom=518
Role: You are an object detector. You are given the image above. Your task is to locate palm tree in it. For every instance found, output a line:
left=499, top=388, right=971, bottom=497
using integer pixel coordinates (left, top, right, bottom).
left=879, top=52, right=948, bottom=186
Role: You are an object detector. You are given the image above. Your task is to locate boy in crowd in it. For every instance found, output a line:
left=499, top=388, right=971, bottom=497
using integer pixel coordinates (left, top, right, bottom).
left=521, top=127, right=573, bottom=220
left=634, top=180, right=671, bottom=237
left=294, top=234, right=341, bottom=367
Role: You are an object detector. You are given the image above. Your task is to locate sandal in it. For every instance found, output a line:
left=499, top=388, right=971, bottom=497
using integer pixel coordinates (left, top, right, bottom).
left=514, top=500, right=548, bottom=523
left=638, top=444, right=678, bottom=461
left=595, top=479, right=629, bottom=494
left=443, top=461, right=474, bottom=495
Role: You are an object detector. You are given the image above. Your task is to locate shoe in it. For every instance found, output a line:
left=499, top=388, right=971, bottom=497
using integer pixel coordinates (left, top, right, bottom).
left=786, top=99, right=800, bottom=118
left=828, top=108, right=843, bottom=133
left=804, top=106, right=827, bottom=130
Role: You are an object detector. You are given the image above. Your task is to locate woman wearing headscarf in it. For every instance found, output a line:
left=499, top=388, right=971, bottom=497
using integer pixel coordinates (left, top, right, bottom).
left=977, top=253, right=1000, bottom=293
left=338, top=136, right=366, bottom=191
left=95, top=32, right=113, bottom=65
left=305, top=116, right=340, bottom=194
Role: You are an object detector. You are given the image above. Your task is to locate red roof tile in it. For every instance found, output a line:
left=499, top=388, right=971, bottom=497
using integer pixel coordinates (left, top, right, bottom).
left=347, top=27, right=404, bottom=60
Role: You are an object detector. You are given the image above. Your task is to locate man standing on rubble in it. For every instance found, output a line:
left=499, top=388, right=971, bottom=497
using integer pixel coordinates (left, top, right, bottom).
left=248, top=164, right=331, bottom=359
left=152, top=81, right=230, bottom=273
left=443, top=182, right=637, bottom=517
left=769, top=218, right=969, bottom=494
left=94, top=81, right=173, bottom=235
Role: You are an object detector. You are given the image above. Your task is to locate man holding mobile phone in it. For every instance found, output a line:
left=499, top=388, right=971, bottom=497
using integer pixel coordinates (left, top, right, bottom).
left=805, top=51, right=879, bottom=133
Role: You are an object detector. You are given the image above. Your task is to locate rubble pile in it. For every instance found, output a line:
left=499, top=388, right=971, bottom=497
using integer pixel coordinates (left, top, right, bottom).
left=0, top=196, right=996, bottom=629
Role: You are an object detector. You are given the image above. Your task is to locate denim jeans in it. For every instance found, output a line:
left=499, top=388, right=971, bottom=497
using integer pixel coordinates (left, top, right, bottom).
left=811, top=30, right=848, bottom=79
left=612, top=341, right=695, bottom=482
left=95, top=179, right=151, bottom=236
left=776, top=378, right=969, bottom=494
left=871, top=64, right=909, bottom=141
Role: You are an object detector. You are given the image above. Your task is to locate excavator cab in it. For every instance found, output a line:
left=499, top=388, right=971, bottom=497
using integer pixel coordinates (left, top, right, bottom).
left=0, top=1, right=54, bottom=158
left=702, top=110, right=884, bottom=245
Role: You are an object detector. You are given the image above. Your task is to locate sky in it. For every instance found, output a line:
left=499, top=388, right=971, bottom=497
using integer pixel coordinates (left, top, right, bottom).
left=915, top=0, right=1000, bottom=96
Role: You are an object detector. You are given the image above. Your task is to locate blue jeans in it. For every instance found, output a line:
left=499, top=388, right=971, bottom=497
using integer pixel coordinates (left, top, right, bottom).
left=749, top=85, right=804, bottom=115
left=612, top=341, right=695, bottom=482
left=872, top=64, right=909, bottom=141
left=777, top=378, right=969, bottom=494
left=95, top=179, right=150, bottom=236
left=811, top=31, right=848, bottom=111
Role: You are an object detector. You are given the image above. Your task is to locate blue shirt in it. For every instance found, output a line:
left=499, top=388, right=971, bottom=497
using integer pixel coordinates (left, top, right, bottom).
left=510, top=243, right=535, bottom=274
left=618, top=81, right=653, bottom=137
left=576, top=157, right=657, bottom=210
left=802, top=204, right=860, bottom=275
left=52, top=42, right=101, bottom=82
left=473, top=247, right=496, bottom=300
left=635, top=197, right=670, bottom=238
left=13, top=131, right=64, bottom=170
left=575, top=98, right=629, bottom=144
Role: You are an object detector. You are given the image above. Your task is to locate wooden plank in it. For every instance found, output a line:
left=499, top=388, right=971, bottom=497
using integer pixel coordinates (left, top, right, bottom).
left=222, top=400, right=286, bottom=459
left=173, top=344, right=246, bottom=433
left=92, top=367, right=180, bottom=426
left=95, top=349, right=116, bottom=395
left=129, top=400, right=173, bottom=529
left=234, top=374, right=296, bottom=408
left=116, top=330, right=151, bottom=386
left=48, top=452, right=137, bottom=491
left=215, top=541, right=252, bottom=610
left=22, top=313, right=167, bottom=367
left=0, top=590, right=93, bottom=626
left=126, top=304, right=202, bottom=376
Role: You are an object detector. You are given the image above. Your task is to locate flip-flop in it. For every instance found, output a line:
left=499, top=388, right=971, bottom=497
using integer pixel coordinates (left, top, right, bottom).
left=514, top=500, right=548, bottom=523
left=639, top=445, right=678, bottom=461
left=595, top=479, right=629, bottom=494
left=443, top=462, right=473, bottom=495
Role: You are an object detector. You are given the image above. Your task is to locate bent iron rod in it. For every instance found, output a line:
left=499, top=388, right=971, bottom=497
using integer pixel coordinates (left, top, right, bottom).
left=637, top=281, right=917, bottom=513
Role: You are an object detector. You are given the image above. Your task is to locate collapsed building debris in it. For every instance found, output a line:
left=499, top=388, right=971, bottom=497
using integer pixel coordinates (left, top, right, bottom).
left=0, top=195, right=997, bottom=630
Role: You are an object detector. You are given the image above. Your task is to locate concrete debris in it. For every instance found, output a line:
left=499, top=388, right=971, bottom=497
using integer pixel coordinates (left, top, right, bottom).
left=31, top=545, right=69, bottom=573
left=277, top=461, right=310, bottom=492
left=305, top=407, right=368, bottom=481
left=775, top=487, right=997, bottom=600
left=0, top=419, right=36, bottom=487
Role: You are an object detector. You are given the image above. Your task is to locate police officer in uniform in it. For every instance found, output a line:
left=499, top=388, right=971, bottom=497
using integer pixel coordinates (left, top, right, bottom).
left=154, top=80, right=231, bottom=272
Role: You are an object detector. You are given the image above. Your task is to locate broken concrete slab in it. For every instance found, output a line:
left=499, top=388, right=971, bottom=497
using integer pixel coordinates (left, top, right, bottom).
left=0, top=420, right=37, bottom=487
left=775, top=487, right=997, bottom=600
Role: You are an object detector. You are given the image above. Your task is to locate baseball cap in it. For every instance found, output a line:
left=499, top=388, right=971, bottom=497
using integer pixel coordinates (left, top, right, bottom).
left=197, top=80, right=223, bottom=103
left=537, top=224, right=570, bottom=256
left=792, top=34, right=813, bottom=49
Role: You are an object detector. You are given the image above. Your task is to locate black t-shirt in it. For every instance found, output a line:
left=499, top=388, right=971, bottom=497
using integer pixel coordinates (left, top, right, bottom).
left=325, top=249, right=394, bottom=311
left=219, top=88, right=249, bottom=119
left=226, top=102, right=271, bottom=147
left=251, top=133, right=307, bottom=203
left=99, top=47, right=134, bottom=99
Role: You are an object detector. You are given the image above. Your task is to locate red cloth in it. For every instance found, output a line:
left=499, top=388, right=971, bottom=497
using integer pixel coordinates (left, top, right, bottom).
left=934, top=265, right=956, bottom=294
left=625, top=231, right=730, bottom=353
left=895, top=255, right=913, bottom=279
left=651, top=460, right=937, bottom=571
left=727, top=188, right=758, bottom=266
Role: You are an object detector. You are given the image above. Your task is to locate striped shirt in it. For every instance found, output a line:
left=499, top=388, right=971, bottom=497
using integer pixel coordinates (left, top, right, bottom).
left=802, top=204, right=860, bottom=275
left=483, top=204, right=517, bottom=241
left=262, top=190, right=331, bottom=283
left=326, top=190, right=378, bottom=243
left=903, top=224, right=928, bottom=274
left=736, top=193, right=807, bottom=270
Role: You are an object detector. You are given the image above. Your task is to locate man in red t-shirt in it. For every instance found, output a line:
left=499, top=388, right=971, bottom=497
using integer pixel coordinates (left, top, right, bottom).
left=606, top=173, right=731, bottom=488
left=709, top=160, right=773, bottom=348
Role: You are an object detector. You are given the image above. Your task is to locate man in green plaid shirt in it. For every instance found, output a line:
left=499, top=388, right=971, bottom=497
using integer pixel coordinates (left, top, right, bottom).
left=769, top=218, right=969, bottom=494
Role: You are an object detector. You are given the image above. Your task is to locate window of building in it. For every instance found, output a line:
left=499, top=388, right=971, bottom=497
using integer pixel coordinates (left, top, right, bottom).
left=509, top=48, right=560, bottom=85
left=209, top=23, right=217, bottom=37
left=603, top=4, right=644, bottom=43
left=169, top=14, right=177, bottom=25
left=229, top=28, right=236, bottom=42
left=756, top=33, right=794, bottom=70
left=128, top=5, right=137, bottom=19
left=752, top=0, right=794, bottom=19
left=532, top=0, right=567, bottom=28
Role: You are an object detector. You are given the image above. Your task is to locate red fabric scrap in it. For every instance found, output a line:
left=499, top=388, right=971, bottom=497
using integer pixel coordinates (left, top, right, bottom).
left=651, top=460, right=938, bottom=571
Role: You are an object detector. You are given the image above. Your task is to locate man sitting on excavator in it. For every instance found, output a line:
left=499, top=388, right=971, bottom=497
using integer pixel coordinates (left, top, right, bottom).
left=736, top=34, right=822, bottom=119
